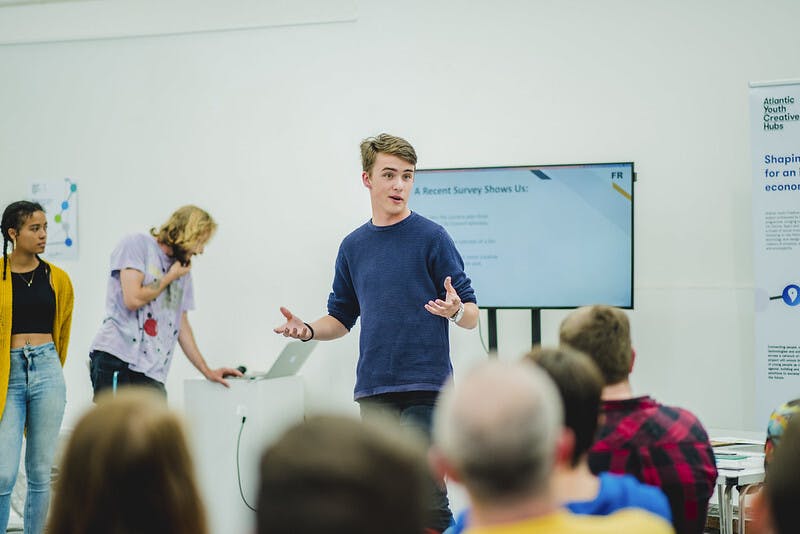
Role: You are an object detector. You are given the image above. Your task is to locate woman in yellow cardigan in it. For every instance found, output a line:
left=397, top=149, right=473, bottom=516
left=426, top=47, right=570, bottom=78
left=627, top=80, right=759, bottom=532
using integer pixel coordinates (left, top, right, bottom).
left=0, top=201, right=73, bottom=534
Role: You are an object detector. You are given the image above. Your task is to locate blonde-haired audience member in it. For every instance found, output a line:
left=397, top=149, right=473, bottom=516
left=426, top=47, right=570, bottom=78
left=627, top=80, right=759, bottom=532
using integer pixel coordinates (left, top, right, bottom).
left=431, top=360, right=674, bottom=534
left=47, top=388, right=209, bottom=534
left=88, top=205, right=241, bottom=399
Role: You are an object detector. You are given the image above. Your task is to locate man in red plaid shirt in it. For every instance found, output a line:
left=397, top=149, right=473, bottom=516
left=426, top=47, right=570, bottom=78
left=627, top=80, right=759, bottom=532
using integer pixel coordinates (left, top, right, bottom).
left=559, top=305, right=717, bottom=534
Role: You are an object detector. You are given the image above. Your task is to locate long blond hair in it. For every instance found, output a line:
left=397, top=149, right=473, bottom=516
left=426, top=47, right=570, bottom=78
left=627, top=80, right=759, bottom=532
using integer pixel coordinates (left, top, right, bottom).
left=47, top=388, right=209, bottom=534
left=150, top=205, right=216, bottom=251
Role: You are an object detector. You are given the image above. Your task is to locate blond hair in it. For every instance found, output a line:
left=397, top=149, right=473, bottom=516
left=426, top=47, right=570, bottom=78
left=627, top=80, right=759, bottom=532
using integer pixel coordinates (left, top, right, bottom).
left=360, top=133, right=417, bottom=173
left=47, top=388, right=209, bottom=534
left=150, top=205, right=216, bottom=251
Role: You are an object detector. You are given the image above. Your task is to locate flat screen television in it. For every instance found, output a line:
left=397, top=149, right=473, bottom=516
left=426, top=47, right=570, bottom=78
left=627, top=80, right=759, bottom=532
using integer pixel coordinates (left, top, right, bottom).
left=410, top=162, right=634, bottom=309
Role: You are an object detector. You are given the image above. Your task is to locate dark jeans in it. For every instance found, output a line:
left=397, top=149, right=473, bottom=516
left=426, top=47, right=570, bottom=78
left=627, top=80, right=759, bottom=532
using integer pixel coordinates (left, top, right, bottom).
left=359, top=391, right=453, bottom=532
left=89, top=350, right=166, bottom=401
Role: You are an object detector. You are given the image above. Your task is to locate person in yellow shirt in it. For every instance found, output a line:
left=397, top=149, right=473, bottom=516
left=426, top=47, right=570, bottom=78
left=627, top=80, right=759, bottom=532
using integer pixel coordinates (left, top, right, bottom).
left=0, top=200, right=74, bottom=534
left=430, top=360, right=674, bottom=534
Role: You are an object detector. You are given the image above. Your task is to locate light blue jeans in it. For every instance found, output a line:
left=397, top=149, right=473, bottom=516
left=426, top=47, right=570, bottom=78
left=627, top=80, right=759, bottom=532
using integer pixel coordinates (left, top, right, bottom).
left=0, top=342, right=66, bottom=534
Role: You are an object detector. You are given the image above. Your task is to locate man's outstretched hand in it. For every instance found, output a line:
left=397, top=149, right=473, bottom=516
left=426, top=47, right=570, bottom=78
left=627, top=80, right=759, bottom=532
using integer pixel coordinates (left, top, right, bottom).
left=424, top=276, right=462, bottom=319
left=273, top=306, right=312, bottom=341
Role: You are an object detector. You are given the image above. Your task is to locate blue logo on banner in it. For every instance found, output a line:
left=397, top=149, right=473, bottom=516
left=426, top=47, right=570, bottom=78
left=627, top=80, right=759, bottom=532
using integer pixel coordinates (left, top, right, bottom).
left=782, top=284, right=800, bottom=306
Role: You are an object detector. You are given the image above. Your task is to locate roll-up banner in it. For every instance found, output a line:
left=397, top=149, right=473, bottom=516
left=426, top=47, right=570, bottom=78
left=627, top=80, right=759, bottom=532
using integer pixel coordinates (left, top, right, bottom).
left=751, top=79, right=800, bottom=425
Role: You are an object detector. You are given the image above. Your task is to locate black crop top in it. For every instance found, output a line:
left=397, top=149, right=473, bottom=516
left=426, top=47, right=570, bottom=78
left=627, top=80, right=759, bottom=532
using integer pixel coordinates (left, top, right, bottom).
left=11, top=261, right=55, bottom=335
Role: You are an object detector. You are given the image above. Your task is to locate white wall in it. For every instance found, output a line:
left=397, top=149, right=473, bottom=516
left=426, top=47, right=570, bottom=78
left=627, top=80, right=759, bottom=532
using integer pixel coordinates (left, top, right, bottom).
left=1, top=0, right=795, bottom=432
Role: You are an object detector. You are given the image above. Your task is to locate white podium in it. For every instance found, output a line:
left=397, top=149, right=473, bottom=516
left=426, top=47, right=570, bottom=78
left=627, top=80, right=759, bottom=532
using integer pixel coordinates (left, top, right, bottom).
left=184, top=376, right=304, bottom=534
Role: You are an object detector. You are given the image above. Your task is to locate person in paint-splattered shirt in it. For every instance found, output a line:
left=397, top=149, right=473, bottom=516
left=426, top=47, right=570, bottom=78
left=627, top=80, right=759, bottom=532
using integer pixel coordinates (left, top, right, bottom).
left=89, top=205, right=240, bottom=399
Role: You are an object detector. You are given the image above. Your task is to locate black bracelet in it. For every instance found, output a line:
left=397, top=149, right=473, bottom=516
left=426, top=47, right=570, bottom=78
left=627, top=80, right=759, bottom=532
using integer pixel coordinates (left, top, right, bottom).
left=302, top=322, right=315, bottom=342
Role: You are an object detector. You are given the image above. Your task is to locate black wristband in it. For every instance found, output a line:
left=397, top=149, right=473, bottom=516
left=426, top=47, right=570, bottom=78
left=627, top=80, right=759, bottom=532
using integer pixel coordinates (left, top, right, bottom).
left=302, top=322, right=315, bottom=342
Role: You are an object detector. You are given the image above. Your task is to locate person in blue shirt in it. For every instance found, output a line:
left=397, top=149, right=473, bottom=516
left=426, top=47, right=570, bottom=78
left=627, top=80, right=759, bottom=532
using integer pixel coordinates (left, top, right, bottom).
left=527, top=346, right=671, bottom=519
left=274, top=133, right=478, bottom=532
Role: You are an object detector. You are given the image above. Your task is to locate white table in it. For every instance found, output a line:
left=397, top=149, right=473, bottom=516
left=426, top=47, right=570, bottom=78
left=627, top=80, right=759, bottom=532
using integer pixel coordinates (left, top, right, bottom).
left=711, top=434, right=765, bottom=534
left=716, top=465, right=764, bottom=534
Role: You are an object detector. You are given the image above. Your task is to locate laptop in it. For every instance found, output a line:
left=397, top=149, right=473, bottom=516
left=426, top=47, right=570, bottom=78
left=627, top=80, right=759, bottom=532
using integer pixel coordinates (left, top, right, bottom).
left=247, top=340, right=318, bottom=380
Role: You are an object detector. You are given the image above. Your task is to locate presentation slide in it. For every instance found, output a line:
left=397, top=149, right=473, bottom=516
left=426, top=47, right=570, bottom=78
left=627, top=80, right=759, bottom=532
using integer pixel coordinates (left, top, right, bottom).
left=411, top=163, right=633, bottom=308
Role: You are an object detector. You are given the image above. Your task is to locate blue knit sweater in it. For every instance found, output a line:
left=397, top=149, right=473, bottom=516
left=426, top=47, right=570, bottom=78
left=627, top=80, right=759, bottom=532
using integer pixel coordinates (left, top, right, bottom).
left=327, top=211, right=476, bottom=399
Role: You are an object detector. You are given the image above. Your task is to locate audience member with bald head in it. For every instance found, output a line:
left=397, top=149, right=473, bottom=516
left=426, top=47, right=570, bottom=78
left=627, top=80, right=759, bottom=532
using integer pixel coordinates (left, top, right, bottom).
left=559, top=305, right=716, bottom=534
left=431, top=360, right=673, bottom=534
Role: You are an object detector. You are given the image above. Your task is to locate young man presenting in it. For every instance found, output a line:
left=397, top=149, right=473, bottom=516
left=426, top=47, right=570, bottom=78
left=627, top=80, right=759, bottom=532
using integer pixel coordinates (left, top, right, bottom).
left=274, top=133, right=478, bottom=531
